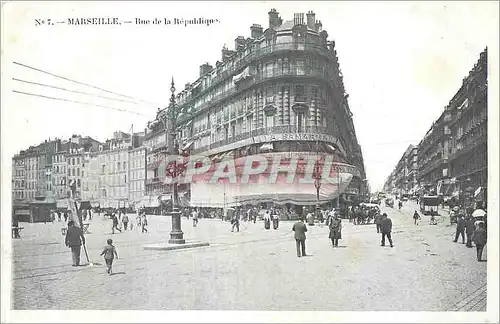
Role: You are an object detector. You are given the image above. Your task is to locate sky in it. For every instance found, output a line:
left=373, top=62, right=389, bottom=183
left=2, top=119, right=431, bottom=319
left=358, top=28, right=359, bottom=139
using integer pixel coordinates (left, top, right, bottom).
left=2, top=1, right=499, bottom=192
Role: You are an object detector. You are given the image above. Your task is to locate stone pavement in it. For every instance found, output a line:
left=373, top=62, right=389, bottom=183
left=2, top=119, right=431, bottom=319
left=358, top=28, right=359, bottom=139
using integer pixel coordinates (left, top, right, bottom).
left=10, top=206, right=487, bottom=311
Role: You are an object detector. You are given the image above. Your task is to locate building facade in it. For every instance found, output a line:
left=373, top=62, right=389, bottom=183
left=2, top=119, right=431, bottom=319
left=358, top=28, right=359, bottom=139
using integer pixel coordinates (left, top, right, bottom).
left=384, top=48, right=487, bottom=205
left=148, top=9, right=366, bottom=207
left=12, top=155, right=26, bottom=201
left=52, top=150, right=69, bottom=203
left=128, top=146, right=147, bottom=202
left=446, top=49, right=488, bottom=205
left=383, top=145, right=418, bottom=196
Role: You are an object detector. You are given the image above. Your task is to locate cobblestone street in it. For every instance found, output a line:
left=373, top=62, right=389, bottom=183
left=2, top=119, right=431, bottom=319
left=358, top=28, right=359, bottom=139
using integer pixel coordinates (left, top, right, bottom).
left=10, top=202, right=487, bottom=311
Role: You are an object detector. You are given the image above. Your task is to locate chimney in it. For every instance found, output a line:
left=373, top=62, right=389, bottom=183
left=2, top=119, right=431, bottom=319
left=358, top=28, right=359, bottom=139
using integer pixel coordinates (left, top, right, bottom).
left=199, top=63, right=213, bottom=77
left=315, top=20, right=322, bottom=32
left=221, top=45, right=235, bottom=62
left=250, top=24, right=263, bottom=38
left=306, top=11, right=315, bottom=29
left=293, top=13, right=305, bottom=26
left=234, top=36, right=246, bottom=51
left=185, top=82, right=191, bottom=88
left=268, top=8, right=281, bottom=29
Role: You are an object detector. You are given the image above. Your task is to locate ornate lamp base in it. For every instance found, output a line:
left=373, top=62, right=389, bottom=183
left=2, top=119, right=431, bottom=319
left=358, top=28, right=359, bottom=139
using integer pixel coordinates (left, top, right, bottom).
left=168, top=207, right=185, bottom=244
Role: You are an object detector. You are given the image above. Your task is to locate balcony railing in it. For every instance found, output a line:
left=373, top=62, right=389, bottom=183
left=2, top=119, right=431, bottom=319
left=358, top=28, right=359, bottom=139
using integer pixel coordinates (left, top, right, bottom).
left=192, top=125, right=330, bottom=154
left=178, top=69, right=334, bottom=125
left=177, top=42, right=334, bottom=107
left=448, top=133, right=487, bottom=162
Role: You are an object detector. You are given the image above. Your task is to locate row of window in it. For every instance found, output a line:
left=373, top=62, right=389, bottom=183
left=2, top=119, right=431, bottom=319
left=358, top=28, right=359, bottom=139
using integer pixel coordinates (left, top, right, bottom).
left=187, top=83, right=326, bottom=135
left=53, top=155, right=66, bottom=163
left=99, top=174, right=128, bottom=185
left=99, top=152, right=128, bottom=163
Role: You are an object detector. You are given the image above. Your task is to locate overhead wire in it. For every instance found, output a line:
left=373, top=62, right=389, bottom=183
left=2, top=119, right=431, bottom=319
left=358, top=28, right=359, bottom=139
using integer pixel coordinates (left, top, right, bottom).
left=12, top=90, right=148, bottom=116
left=13, top=61, right=163, bottom=107
left=12, top=78, right=149, bottom=106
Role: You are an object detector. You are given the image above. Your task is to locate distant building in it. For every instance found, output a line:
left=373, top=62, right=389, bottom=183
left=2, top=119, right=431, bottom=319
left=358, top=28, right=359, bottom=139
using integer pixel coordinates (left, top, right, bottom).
left=446, top=49, right=487, bottom=205
left=12, top=155, right=26, bottom=201
left=384, top=48, right=487, bottom=207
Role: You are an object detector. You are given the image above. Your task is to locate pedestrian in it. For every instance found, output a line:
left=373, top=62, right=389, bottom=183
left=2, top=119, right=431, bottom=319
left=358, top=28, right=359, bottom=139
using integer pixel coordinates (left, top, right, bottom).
left=136, top=212, right=142, bottom=230
left=329, top=213, right=342, bottom=247
left=122, top=213, right=129, bottom=231
left=413, top=210, right=421, bottom=225
left=306, top=211, right=315, bottom=226
left=192, top=208, right=199, bottom=227
left=292, top=217, right=308, bottom=257
left=465, top=216, right=475, bottom=248
left=64, top=220, right=85, bottom=266
left=263, top=211, right=271, bottom=230
left=380, top=213, right=394, bottom=247
left=231, top=212, right=240, bottom=232
left=453, top=215, right=466, bottom=244
left=141, top=214, right=148, bottom=233
left=472, top=222, right=487, bottom=261
left=63, top=210, right=68, bottom=222
left=111, top=214, right=122, bottom=234
left=88, top=209, right=92, bottom=220
left=57, top=210, right=62, bottom=222
left=12, top=217, right=21, bottom=239
left=100, top=238, right=118, bottom=275
left=82, top=209, right=87, bottom=222
left=374, top=212, right=382, bottom=233
left=272, top=210, right=280, bottom=230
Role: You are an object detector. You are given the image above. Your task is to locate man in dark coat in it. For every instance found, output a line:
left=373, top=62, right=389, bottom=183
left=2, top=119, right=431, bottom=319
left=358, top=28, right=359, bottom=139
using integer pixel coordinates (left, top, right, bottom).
left=465, top=216, right=475, bottom=248
left=453, top=215, right=466, bottom=244
left=472, top=222, right=487, bottom=261
left=380, top=213, right=394, bottom=247
left=65, top=220, right=85, bottom=266
left=292, top=218, right=308, bottom=257
left=329, top=214, right=342, bottom=247
left=112, top=214, right=122, bottom=234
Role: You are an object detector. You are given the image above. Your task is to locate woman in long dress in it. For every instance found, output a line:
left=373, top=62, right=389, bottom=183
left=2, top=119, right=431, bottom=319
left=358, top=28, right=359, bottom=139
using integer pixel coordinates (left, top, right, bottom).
left=264, top=211, right=271, bottom=230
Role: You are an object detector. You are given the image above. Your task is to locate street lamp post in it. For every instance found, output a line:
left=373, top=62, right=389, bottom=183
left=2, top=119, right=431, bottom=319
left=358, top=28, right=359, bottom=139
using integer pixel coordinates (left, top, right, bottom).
left=157, top=78, right=189, bottom=244
left=313, top=160, right=322, bottom=221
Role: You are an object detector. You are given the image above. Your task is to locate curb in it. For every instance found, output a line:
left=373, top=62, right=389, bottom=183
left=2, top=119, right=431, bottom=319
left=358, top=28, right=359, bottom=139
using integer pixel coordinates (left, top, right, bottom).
left=143, top=241, right=210, bottom=251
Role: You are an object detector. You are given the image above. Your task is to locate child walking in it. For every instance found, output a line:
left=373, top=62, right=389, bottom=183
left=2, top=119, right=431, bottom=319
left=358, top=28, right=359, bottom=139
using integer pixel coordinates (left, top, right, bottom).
left=100, top=239, right=118, bottom=275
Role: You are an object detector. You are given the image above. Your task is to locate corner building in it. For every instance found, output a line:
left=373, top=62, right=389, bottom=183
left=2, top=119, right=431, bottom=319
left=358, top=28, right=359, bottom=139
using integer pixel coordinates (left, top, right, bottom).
left=153, top=9, right=366, bottom=207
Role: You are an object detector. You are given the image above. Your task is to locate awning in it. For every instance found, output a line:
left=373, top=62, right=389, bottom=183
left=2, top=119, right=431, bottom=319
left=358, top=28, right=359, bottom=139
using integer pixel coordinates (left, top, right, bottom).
left=474, top=187, right=482, bottom=198
left=260, top=143, right=274, bottom=151
left=79, top=201, right=92, bottom=210
left=182, top=141, right=194, bottom=151
left=159, top=195, right=171, bottom=202
left=56, top=200, right=69, bottom=208
left=233, top=67, right=250, bottom=84
left=15, top=209, right=30, bottom=216
left=221, top=150, right=234, bottom=160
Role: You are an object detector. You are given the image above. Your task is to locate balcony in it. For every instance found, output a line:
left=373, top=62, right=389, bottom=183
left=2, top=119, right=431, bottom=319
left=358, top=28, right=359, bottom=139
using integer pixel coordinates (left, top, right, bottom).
left=177, top=41, right=336, bottom=110
left=191, top=125, right=330, bottom=154
left=448, top=133, right=487, bottom=162
left=178, top=69, right=334, bottom=125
